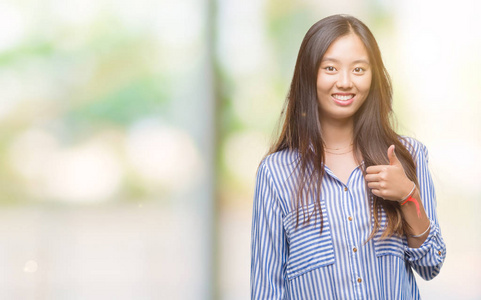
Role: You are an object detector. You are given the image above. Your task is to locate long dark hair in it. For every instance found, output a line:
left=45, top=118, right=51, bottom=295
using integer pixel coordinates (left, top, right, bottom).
left=269, top=14, right=418, bottom=238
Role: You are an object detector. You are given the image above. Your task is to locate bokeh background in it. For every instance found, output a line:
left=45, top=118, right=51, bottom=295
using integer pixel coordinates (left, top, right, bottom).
left=0, top=0, right=479, bottom=299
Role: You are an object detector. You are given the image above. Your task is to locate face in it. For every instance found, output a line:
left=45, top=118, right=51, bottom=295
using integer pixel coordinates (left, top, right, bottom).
left=316, top=33, right=372, bottom=124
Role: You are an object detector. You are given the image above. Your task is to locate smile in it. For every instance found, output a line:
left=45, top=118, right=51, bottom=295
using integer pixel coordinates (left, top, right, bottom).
left=332, top=93, right=355, bottom=106
left=332, top=94, right=354, bottom=101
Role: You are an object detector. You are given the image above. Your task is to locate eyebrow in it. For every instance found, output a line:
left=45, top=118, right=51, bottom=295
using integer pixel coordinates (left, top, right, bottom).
left=322, top=57, right=370, bottom=64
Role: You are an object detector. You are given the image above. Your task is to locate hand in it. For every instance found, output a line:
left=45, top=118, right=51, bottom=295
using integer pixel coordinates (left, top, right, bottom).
left=365, top=145, right=413, bottom=201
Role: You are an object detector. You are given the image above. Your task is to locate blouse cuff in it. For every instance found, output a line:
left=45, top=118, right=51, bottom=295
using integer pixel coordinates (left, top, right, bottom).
left=404, top=219, right=443, bottom=261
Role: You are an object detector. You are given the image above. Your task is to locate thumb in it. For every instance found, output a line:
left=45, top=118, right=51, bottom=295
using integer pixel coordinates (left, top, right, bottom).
left=388, top=145, right=401, bottom=166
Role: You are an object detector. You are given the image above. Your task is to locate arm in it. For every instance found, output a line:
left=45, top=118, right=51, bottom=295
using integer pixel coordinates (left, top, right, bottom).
left=251, top=162, right=288, bottom=299
left=400, top=185, right=430, bottom=248
left=365, top=142, right=446, bottom=280
left=402, top=143, right=446, bottom=280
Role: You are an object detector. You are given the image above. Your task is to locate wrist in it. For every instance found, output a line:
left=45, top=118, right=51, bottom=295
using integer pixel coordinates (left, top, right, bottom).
left=399, top=186, right=422, bottom=218
left=399, top=181, right=416, bottom=203
left=410, top=222, right=431, bottom=238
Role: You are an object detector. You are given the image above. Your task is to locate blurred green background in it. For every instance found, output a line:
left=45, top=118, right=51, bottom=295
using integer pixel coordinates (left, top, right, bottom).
left=0, top=0, right=479, bottom=299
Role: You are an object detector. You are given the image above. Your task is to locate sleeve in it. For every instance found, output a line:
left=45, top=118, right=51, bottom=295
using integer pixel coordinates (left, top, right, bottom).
left=251, top=161, right=288, bottom=299
left=404, top=142, right=446, bottom=280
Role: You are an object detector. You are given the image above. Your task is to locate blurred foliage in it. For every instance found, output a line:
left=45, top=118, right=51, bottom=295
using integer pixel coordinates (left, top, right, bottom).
left=66, top=75, right=166, bottom=127
left=0, top=6, right=175, bottom=205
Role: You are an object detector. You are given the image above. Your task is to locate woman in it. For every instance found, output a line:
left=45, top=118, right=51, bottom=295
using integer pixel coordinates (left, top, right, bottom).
left=251, top=15, right=446, bottom=299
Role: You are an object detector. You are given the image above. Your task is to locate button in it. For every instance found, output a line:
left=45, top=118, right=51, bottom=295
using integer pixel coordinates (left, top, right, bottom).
left=348, top=216, right=353, bottom=221
left=438, top=251, right=442, bottom=256
left=357, top=278, right=362, bottom=283
left=344, top=187, right=348, bottom=191
left=353, top=247, right=358, bottom=253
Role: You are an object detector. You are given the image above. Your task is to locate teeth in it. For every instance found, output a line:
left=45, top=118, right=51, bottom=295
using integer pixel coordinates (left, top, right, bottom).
left=333, top=94, right=354, bottom=101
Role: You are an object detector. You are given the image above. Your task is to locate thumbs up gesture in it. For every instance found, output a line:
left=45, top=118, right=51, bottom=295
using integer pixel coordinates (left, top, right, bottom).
left=365, top=145, right=413, bottom=201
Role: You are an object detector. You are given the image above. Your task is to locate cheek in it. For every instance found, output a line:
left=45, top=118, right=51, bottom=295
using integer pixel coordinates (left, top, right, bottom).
left=361, top=74, right=372, bottom=92
left=317, top=76, right=334, bottom=94
left=353, top=78, right=371, bottom=97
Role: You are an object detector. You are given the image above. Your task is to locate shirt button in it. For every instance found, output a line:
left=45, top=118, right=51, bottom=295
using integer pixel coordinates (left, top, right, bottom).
left=348, top=216, right=353, bottom=221
left=344, top=187, right=348, bottom=191
left=353, top=247, right=358, bottom=253
left=357, top=278, right=362, bottom=283
left=438, top=251, right=442, bottom=255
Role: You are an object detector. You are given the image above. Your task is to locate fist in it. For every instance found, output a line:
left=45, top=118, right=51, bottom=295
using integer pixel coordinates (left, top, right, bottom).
left=365, top=145, right=413, bottom=201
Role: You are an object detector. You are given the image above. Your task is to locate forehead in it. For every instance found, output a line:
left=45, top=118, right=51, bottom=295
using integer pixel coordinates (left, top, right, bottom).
left=322, top=33, right=370, bottom=63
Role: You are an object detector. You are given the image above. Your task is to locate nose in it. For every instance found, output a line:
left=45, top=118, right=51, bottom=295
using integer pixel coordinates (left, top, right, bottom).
left=336, top=71, right=353, bottom=89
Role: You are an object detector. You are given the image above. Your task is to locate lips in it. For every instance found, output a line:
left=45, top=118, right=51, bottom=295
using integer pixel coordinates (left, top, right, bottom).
left=332, top=93, right=355, bottom=106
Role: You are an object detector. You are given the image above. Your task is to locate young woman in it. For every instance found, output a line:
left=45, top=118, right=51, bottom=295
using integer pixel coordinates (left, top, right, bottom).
left=251, top=15, right=446, bottom=299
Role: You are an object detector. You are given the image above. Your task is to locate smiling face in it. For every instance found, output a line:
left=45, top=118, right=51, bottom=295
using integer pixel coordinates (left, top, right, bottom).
left=317, top=33, right=372, bottom=124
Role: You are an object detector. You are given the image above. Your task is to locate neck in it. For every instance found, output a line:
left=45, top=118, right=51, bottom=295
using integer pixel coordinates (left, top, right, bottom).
left=320, top=118, right=354, bottom=149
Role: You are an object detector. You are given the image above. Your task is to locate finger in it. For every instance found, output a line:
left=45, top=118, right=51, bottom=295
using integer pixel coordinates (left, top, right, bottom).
left=367, top=182, right=381, bottom=189
left=366, top=165, right=388, bottom=174
left=371, top=189, right=381, bottom=197
left=365, top=174, right=381, bottom=182
left=388, top=145, right=402, bottom=167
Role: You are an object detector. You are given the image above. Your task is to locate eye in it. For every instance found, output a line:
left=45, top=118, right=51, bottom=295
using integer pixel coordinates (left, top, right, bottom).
left=325, top=66, right=336, bottom=72
left=354, top=67, right=365, bottom=73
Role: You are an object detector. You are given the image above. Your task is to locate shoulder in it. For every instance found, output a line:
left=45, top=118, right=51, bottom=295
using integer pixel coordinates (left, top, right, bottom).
left=255, top=149, right=300, bottom=214
left=259, top=148, right=300, bottom=173
left=399, top=135, right=430, bottom=163
left=256, top=148, right=301, bottom=195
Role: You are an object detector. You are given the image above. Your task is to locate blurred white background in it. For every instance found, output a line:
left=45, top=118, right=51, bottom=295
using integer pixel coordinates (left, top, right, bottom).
left=0, top=0, right=479, bottom=299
